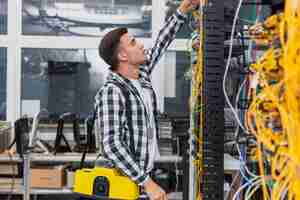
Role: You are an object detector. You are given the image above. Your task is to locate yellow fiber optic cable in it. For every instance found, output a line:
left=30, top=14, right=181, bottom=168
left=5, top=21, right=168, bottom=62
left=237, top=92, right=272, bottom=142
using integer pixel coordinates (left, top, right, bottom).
left=247, top=0, right=300, bottom=199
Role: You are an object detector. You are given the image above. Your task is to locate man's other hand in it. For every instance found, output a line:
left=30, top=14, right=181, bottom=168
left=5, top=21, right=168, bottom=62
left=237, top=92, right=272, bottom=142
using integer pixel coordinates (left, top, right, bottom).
left=144, top=178, right=168, bottom=200
left=179, top=0, right=202, bottom=14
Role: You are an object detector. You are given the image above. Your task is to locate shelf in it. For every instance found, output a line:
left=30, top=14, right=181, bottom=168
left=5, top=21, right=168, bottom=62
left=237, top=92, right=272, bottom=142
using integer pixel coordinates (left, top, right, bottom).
left=31, top=153, right=183, bottom=163
left=0, top=155, right=22, bottom=163
left=31, top=188, right=73, bottom=194
left=0, top=153, right=240, bottom=170
left=0, top=154, right=239, bottom=199
left=0, top=187, right=73, bottom=195
left=0, top=187, right=182, bottom=199
left=0, top=188, right=23, bottom=194
left=0, top=153, right=182, bottom=163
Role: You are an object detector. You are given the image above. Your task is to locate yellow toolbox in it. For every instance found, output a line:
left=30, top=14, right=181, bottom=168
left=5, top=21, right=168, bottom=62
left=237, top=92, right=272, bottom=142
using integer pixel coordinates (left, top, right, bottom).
left=73, top=166, right=139, bottom=200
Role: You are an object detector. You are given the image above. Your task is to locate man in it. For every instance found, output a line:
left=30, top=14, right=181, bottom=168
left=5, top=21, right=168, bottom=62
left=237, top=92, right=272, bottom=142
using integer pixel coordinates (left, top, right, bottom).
left=95, top=0, right=200, bottom=199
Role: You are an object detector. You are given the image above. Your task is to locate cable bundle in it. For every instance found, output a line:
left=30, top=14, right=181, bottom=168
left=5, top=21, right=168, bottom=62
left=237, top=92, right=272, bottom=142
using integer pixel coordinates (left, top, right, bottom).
left=247, top=0, right=300, bottom=199
left=189, top=2, right=205, bottom=200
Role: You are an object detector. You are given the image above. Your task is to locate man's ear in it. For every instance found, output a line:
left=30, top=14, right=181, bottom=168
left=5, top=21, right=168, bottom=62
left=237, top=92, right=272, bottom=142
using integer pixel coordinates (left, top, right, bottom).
left=118, top=50, right=128, bottom=62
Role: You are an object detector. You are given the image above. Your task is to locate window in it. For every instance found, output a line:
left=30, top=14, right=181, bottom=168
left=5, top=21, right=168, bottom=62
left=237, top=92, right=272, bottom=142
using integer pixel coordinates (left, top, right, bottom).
left=164, top=51, right=190, bottom=117
left=0, top=48, right=7, bottom=120
left=0, top=0, right=7, bottom=34
left=8, top=0, right=192, bottom=121
left=22, top=0, right=152, bottom=37
left=21, top=48, right=108, bottom=119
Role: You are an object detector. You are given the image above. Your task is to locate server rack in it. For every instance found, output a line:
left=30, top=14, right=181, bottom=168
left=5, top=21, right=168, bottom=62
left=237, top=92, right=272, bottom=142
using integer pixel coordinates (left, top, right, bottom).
left=202, top=1, right=224, bottom=200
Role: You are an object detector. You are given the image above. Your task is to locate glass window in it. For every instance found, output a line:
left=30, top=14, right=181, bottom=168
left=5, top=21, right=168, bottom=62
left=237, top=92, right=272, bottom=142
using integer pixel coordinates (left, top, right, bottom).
left=164, top=51, right=190, bottom=117
left=0, top=0, right=7, bottom=34
left=0, top=48, right=7, bottom=120
left=21, top=48, right=109, bottom=120
left=22, top=0, right=152, bottom=37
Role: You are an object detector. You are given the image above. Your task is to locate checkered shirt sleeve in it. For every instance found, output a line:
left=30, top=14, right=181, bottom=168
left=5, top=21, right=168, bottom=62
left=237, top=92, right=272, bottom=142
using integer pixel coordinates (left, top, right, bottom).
left=146, top=10, right=187, bottom=74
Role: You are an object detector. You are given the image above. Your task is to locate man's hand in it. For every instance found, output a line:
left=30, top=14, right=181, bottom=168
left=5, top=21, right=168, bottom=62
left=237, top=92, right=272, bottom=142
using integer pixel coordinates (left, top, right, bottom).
left=144, top=178, right=168, bottom=200
left=178, top=0, right=202, bottom=14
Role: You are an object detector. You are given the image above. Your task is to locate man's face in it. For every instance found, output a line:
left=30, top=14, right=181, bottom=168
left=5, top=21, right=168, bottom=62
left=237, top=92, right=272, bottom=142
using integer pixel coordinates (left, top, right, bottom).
left=119, top=33, right=147, bottom=66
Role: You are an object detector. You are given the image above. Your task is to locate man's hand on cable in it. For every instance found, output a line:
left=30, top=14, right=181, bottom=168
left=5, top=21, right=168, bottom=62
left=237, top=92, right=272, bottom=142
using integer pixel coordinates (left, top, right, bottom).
left=178, top=0, right=202, bottom=14
left=144, top=177, right=168, bottom=200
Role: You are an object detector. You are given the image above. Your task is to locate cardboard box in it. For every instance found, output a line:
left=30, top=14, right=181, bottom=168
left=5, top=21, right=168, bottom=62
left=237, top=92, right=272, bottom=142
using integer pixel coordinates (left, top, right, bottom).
left=0, top=122, right=12, bottom=153
left=30, top=165, right=66, bottom=188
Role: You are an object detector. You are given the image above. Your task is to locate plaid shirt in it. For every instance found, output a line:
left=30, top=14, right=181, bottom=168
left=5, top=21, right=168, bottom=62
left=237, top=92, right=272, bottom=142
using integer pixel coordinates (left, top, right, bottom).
left=95, top=10, right=186, bottom=185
